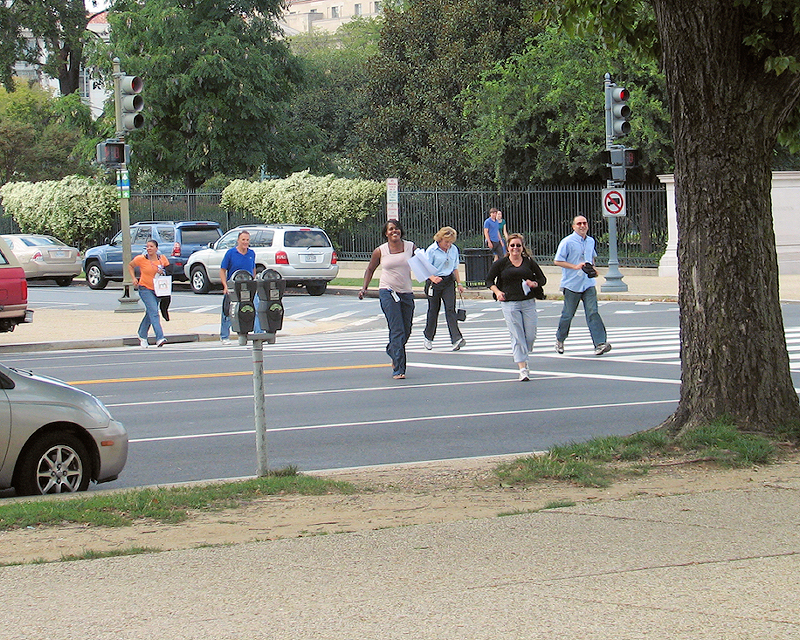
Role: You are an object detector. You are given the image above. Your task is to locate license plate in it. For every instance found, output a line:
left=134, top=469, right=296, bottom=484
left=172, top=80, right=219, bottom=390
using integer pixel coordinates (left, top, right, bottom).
left=302, top=254, right=320, bottom=263
left=51, top=250, right=68, bottom=258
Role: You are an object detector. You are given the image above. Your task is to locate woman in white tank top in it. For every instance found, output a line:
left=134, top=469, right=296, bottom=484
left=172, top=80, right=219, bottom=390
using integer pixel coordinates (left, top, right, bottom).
left=359, top=220, right=416, bottom=379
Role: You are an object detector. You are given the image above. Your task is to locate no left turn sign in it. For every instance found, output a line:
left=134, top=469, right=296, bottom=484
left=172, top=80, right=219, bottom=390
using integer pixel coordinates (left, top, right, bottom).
left=602, top=188, right=626, bottom=217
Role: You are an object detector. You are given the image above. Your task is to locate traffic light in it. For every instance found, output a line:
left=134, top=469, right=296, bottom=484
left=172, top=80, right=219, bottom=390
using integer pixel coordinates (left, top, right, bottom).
left=96, top=139, right=130, bottom=167
left=609, top=86, right=630, bottom=138
left=120, top=75, right=144, bottom=132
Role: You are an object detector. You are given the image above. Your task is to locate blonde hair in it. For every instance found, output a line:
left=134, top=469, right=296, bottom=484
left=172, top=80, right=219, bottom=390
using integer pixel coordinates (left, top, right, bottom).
left=433, top=226, right=457, bottom=242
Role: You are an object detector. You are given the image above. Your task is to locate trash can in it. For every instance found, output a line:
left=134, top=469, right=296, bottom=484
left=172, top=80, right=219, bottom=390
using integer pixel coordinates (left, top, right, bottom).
left=462, top=247, right=493, bottom=288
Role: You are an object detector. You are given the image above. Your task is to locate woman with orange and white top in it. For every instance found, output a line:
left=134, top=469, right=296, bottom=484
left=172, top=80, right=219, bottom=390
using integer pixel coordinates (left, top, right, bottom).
left=128, top=239, right=169, bottom=348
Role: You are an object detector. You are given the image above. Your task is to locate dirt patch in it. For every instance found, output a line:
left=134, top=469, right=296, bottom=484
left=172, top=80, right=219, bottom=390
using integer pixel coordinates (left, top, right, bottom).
left=3, top=452, right=800, bottom=565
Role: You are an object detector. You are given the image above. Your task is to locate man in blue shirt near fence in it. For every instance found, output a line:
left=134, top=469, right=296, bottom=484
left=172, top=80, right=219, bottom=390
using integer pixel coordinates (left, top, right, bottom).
left=483, top=207, right=504, bottom=261
left=553, top=215, right=612, bottom=356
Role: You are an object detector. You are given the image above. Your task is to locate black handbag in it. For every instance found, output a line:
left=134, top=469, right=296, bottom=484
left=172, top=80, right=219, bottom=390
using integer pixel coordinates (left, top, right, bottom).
left=456, top=291, right=466, bottom=322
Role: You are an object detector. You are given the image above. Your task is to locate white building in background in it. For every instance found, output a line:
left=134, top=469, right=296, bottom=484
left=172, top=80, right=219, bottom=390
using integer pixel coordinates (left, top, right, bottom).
left=281, top=0, right=383, bottom=34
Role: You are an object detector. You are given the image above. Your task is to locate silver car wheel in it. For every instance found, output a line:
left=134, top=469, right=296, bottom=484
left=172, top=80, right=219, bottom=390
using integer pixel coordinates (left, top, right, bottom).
left=15, top=433, right=91, bottom=495
left=36, top=444, right=85, bottom=493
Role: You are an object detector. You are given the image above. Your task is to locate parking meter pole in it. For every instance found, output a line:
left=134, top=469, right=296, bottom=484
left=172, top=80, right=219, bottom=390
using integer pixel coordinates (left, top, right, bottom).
left=115, top=162, right=142, bottom=313
left=251, top=336, right=268, bottom=476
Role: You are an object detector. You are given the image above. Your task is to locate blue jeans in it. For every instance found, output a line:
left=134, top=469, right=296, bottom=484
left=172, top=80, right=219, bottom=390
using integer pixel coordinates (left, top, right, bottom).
left=500, top=299, right=538, bottom=364
left=556, top=286, right=607, bottom=346
left=138, top=287, right=165, bottom=342
left=220, top=294, right=262, bottom=340
left=379, top=289, right=414, bottom=377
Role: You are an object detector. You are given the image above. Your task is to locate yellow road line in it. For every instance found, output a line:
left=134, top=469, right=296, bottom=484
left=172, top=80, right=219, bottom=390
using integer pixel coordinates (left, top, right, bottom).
left=70, top=363, right=389, bottom=385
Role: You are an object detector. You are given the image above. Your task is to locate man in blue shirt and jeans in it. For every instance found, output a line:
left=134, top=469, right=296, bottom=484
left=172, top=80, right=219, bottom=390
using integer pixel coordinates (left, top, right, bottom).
left=219, top=230, right=261, bottom=344
left=553, top=215, right=612, bottom=356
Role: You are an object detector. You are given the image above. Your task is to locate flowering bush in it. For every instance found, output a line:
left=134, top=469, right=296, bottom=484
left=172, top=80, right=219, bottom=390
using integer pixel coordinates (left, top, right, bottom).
left=0, top=177, right=117, bottom=248
left=221, top=171, right=384, bottom=237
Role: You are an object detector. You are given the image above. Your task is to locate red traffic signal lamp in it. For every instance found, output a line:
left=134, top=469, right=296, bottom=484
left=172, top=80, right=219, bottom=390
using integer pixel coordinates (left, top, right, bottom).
left=96, top=139, right=130, bottom=167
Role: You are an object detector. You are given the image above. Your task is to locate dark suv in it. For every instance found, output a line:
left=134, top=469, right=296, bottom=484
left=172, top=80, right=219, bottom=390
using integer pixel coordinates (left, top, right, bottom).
left=83, top=221, right=222, bottom=289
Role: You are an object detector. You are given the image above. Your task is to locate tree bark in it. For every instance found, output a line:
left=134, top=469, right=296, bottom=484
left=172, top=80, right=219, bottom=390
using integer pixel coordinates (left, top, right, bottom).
left=652, top=0, right=800, bottom=434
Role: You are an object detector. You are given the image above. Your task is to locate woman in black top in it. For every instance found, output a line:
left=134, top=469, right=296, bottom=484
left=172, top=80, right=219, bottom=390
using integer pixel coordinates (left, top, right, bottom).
left=486, top=233, right=547, bottom=381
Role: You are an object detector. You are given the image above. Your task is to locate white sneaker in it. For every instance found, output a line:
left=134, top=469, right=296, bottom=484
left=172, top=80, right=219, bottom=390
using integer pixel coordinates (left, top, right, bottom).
left=555, top=339, right=564, bottom=354
left=594, top=343, right=612, bottom=356
left=156, top=338, right=167, bottom=348
left=452, top=338, right=466, bottom=351
left=518, top=368, right=529, bottom=382
left=221, top=338, right=231, bottom=345
left=423, top=338, right=433, bottom=350
left=139, top=337, right=148, bottom=349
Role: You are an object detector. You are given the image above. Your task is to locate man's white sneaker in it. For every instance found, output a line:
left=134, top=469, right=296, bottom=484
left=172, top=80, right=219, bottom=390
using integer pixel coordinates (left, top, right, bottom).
left=156, top=338, right=167, bottom=348
left=139, top=337, right=148, bottom=349
left=518, top=368, right=529, bottom=382
left=221, top=338, right=231, bottom=345
left=452, top=338, right=466, bottom=351
left=555, top=339, right=564, bottom=354
left=423, top=338, right=433, bottom=350
left=594, top=343, right=612, bottom=356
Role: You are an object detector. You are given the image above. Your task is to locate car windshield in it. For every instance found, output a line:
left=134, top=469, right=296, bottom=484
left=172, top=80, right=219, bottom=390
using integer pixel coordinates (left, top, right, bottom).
left=283, top=230, right=330, bottom=248
left=20, top=236, right=68, bottom=247
left=180, top=229, right=221, bottom=244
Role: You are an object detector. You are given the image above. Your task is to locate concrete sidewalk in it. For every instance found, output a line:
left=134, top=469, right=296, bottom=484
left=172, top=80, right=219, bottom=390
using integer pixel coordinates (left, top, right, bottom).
left=1, top=483, right=798, bottom=639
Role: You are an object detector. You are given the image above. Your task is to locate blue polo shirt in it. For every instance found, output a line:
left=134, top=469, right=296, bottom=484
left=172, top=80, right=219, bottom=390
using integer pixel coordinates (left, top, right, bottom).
left=221, top=247, right=256, bottom=278
left=425, top=241, right=460, bottom=277
left=484, top=217, right=501, bottom=242
left=555, top=231, right=596, bottom=292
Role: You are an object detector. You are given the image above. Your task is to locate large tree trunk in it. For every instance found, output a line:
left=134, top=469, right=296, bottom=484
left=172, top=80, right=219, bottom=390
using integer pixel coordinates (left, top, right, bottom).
left=653, top=0, right=800, bottom=434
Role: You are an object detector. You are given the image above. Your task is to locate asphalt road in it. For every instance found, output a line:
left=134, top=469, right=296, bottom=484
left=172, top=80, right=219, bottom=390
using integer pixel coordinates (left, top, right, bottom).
left=7, top=299, right=800, bottom=490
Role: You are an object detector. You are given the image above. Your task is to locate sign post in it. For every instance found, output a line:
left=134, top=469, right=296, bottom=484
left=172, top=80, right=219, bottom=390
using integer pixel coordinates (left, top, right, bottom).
left=386, top=178, right=399, bottom=220
left=601, top=73, right=629, bottom=293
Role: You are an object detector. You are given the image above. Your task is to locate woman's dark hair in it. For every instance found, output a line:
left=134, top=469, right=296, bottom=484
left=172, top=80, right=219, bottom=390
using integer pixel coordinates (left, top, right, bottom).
left=146, top=238, right=159, bottom=248
left=381, top=219, right=404, bottom=238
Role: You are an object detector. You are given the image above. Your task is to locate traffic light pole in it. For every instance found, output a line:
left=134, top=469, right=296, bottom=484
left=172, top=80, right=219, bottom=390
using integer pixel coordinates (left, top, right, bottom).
left=601, top=73, right=628, bottom=293
left=112, top=57, right=141, bottom=313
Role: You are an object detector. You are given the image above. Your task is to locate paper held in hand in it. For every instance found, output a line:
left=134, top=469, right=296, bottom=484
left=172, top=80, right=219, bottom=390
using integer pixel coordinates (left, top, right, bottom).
left=408, top=249, right=438, bottom=282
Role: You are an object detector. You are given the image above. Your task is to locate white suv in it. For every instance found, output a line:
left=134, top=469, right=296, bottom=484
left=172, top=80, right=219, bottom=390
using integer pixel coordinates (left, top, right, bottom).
left=185, top=224, right=339, bottom=296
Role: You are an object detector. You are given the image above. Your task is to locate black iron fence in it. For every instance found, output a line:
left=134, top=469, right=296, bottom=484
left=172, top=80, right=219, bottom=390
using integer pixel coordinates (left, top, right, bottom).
left=1, top=184, right=667, bottom=266
left=336, top=184, right=668, bottom=267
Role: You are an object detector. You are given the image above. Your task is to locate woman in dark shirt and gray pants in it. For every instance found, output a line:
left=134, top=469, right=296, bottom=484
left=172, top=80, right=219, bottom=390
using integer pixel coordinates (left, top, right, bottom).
left=486, top=233, right=547, bottom=381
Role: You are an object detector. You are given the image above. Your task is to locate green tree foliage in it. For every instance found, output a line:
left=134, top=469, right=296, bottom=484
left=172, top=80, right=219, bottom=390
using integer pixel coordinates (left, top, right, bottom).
left=221, top=171, right=384, bottom=238
left=0, top=176, right=116, bottom=247
left=463, top=27, right=672, bottom=186
left=107, top=0, right=302, bottom=190
left=0, top=0, right=90, bottom=96
left=557, top=0, right=800, bottom=433
left=0, top=82, right=97, bottom=185
left=352, top=0, right=531, bottom=186
left=284, top=18, right=382, bottom=176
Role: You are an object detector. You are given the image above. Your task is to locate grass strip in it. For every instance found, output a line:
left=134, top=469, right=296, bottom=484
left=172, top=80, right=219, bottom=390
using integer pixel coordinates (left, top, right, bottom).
left=496, top=419, right=779, bottom=488
left=0, top=473, right=355, bottom=531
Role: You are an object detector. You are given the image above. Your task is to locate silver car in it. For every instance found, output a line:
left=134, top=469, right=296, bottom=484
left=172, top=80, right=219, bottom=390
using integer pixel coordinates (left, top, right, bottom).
left=1, top=234, right=82, bottom=286
left=185, top=224, right=339, bottom=296
left=0, top=363, right=128, bottom=496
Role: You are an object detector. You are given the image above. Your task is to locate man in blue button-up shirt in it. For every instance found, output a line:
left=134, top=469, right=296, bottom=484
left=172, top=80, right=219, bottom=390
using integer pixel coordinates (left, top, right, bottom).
left=553, top=216, right=611, bottom=356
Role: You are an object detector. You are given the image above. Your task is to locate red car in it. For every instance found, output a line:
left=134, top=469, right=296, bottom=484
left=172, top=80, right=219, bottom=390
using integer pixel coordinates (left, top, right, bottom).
left=0, top=236, right=33, bottom=332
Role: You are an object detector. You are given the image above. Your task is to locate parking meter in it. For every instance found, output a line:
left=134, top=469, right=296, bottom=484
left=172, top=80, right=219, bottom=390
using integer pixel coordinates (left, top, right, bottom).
left=256, top=269, right=286, bottom=339
left=227, top=270, right=257, bottom=340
